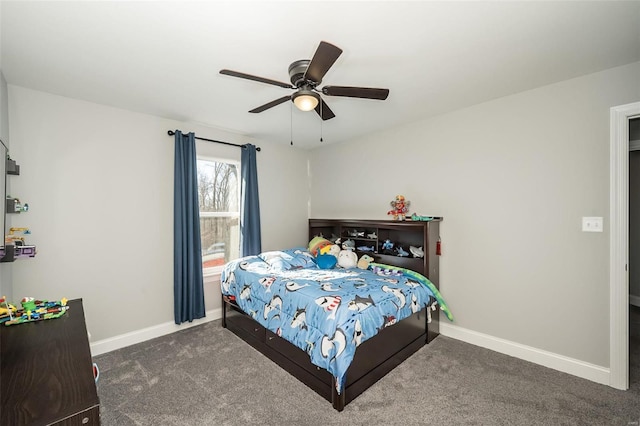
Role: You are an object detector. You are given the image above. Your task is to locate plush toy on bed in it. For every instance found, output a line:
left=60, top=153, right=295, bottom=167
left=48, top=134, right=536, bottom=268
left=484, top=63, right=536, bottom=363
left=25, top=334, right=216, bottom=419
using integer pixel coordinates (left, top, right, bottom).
left=317, top=244, right=341, bottom=269
left=309, top=236, right=341, bottom=269
left=309, top=236, right=332, bottom=256
left=357, top=254, right=374, bottom=270
left=316, top=253, right=338, bottom=269
left=337, top=250, right=358, bottom=268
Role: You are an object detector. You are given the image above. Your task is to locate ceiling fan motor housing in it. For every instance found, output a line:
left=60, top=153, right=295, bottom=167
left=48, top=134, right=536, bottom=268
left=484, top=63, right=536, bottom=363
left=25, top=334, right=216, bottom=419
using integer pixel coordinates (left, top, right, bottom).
left=288, top=59, right=317, bottom=87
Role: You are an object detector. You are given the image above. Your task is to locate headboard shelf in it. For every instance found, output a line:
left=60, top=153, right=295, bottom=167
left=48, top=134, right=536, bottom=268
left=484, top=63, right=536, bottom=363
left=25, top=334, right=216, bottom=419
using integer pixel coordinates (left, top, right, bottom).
left=309, top=218, right=442, bottom=288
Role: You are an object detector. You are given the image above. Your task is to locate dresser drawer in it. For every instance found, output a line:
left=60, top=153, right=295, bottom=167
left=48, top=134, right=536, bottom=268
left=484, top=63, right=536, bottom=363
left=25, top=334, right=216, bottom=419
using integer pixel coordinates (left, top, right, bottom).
left=52, top=405, right=100, bottom=425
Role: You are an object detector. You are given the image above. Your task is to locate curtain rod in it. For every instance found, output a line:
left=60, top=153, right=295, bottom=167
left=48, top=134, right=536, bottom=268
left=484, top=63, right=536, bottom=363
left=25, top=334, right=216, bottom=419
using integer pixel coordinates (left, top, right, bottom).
left=167, top=130, right=261, bottom=151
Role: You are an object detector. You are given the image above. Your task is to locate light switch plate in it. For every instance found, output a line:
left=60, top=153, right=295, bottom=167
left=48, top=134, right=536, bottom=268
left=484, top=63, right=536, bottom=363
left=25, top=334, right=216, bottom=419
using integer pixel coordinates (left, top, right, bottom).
left=582, top=217, right=603, bottom=232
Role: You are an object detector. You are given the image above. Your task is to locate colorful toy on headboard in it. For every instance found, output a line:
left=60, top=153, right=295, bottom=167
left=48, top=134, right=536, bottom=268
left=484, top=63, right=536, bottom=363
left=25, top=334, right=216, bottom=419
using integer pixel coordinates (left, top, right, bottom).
left=381, top=239, right=394, bottom=255
left=388, top=195, right=410, bottom=221
left=1, top=296, right=69, bottom=326
left=410, top=213, right=435, bottom=221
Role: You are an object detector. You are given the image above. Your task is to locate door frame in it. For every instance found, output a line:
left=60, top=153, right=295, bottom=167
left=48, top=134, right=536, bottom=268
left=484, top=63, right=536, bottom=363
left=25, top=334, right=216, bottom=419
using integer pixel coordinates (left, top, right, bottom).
left=610, top=101, right=640, bottom=390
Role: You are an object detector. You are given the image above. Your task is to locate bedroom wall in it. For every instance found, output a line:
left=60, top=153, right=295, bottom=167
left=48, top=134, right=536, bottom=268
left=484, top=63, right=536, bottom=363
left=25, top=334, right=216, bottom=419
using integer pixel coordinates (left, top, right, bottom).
left=7, top=85, right=309, bottom=343
left=309, top=61, right=640, bottom=369
left=0, top=70, right=12, bottom=302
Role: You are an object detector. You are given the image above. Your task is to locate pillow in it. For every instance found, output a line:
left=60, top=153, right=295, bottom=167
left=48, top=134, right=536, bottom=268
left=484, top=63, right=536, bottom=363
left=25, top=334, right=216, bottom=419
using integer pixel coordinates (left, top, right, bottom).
left=284, top=249, right=317, bottom=269
left=259, top=249, right=316, bottom=271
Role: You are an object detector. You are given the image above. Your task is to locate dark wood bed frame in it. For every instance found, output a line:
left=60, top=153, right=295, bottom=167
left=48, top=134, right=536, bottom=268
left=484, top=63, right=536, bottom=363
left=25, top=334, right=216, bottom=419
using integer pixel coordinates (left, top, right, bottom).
left=222, top=296, right=439, bottom=411
left=221, top=218, right=442, bottom=411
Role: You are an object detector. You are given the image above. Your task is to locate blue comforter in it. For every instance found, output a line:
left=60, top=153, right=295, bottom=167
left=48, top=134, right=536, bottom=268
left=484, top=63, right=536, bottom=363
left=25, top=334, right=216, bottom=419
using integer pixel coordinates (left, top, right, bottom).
left=221, top=248, right=445, bottom=393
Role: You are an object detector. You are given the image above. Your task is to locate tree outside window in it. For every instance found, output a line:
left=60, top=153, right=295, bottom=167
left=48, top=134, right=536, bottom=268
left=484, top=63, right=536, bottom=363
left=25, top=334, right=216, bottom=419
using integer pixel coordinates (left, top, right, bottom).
left=197, top=158, right=240, bottom=274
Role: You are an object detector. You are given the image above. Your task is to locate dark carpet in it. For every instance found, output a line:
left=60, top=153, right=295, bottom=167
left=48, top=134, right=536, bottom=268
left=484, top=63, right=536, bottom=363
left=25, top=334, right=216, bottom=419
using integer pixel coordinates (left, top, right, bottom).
left=95, top=308, right=640, bottom=425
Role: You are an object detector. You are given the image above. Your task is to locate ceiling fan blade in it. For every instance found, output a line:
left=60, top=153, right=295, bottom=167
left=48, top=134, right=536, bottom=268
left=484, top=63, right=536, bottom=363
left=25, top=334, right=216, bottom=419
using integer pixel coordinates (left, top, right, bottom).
left=220, top=69, right=294, bottom=89
left=249, top=95, right=291, bottom=113
left=314, top=99, right=336, bottom=121
left=322, top=86, right=389, bottom=100
left=304, top=41, right=343, bottom=84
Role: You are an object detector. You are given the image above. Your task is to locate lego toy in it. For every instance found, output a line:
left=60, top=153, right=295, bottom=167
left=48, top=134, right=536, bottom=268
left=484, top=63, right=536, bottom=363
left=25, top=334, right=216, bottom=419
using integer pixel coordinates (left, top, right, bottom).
left=1, top=297, right=69, bottom=326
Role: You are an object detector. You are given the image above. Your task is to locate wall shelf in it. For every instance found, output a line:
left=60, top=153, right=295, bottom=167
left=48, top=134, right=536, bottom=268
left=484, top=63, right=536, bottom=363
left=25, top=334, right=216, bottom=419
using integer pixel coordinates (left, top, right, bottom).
left=6, top=157, right=19, bottom=175
left=0, top=244, right=37, bottom=263
left=3, top=156, right=35, bottom=262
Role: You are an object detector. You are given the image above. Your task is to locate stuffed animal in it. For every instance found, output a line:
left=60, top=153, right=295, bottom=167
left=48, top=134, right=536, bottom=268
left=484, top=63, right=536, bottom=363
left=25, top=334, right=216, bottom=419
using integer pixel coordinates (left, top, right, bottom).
left=357, top=254, right=374, bottom=270
left=342, top=239, right=356, bottom=251
left=316, top=253, right=337, bottom=269
left=409, top=246, right=424, bottom=258
left=337, top=250, right=358, bottom=269
left=309, top=236, right=332, bottom=256
left=388, top=195, right=410, bottom=221
left=327, top=244, right=341, bottom=258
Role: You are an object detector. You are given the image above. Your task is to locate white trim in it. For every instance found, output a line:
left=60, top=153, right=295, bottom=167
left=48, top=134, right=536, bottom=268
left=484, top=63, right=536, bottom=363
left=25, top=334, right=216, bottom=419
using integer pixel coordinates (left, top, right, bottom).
left=630, top=294, right=640, bottom=308
left=440, top=323, right=610, bottom=385
left=89, top=308, right=223, bottom=356
left=200, top=212, right=240, bottom=218
left=610, top=101, right=640, bottom=390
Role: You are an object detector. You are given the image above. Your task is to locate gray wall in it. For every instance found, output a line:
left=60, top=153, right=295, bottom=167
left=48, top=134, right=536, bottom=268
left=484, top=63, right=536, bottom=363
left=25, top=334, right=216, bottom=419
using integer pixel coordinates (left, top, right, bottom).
left=309, top=61, right=640, bottom=368
left=0, top=70, right=12, bottom=301
left=7, top=85, right=310, bottom=342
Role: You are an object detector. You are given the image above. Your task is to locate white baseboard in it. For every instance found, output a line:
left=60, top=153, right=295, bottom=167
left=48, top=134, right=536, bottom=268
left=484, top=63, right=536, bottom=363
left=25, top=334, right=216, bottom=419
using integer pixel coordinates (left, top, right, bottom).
left=90, top=308, right=223, bottom=356
left=90, top=308, right=612, bottom=387
left=630, top=294, right=640, bottom=307
left=439, top=323, right=610, bottom=386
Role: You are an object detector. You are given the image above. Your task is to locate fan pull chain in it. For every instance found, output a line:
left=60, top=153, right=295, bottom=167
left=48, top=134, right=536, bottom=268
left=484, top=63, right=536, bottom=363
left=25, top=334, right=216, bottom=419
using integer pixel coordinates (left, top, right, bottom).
left=290, top=101, right=293, bottom=146
left=320, top=101, right=323, bottom=143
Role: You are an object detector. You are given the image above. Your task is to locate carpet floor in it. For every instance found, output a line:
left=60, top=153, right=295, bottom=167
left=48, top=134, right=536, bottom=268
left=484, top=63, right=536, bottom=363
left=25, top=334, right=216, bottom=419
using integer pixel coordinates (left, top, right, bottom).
left=95, top=307, right=640, bottom=425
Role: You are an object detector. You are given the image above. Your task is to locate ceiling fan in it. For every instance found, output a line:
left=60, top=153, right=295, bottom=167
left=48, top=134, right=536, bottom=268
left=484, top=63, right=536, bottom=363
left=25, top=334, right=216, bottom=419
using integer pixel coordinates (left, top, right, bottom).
left=220, top=41, right=389, bottom=121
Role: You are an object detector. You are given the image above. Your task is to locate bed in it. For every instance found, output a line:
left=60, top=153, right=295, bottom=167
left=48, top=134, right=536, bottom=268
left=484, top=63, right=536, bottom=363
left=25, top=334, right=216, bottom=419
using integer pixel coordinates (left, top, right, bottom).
left=220, top=247, right=452, bottom=411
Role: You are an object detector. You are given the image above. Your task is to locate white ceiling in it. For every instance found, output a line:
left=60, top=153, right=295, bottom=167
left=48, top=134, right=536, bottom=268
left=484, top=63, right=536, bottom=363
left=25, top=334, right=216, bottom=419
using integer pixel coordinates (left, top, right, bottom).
left=1, top=1, right=639, bottom=149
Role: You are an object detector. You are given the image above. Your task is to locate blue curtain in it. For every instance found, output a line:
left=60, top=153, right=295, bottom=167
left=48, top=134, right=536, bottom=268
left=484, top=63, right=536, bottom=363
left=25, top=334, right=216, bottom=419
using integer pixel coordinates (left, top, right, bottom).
left=240, top=144, right=262, bottom=256
left=173, top=131, right=205, bottom=324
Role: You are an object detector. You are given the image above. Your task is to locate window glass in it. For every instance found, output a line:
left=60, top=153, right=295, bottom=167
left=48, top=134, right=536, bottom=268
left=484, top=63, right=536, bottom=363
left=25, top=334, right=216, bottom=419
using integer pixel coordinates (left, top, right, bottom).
left=197, top=158, right=240, bottom=274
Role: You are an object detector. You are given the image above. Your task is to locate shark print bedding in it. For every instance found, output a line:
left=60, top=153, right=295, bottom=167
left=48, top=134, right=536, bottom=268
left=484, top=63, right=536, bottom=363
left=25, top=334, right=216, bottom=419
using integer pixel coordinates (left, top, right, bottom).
left=220, top=248, right=452, bottom=394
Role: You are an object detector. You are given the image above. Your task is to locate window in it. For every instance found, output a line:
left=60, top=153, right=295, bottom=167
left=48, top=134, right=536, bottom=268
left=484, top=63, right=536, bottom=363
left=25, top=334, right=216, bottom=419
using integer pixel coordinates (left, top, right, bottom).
left=197, top=157, right=240, bottom=276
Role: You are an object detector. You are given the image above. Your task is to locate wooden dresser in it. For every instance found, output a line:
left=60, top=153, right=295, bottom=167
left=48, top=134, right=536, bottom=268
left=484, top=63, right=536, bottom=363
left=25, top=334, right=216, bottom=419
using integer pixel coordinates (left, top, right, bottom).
left=1, top=298, right=100, bottom=425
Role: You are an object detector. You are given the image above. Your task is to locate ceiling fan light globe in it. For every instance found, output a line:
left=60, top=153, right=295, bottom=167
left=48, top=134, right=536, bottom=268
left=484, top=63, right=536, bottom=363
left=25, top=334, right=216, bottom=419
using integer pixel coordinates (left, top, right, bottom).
left=292, top=91, right=319, bottom=112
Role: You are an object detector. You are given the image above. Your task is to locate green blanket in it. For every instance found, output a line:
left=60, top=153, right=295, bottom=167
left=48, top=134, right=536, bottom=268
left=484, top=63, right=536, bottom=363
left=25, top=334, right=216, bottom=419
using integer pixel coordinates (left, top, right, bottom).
left=370, top=262, right=454, bottom=321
